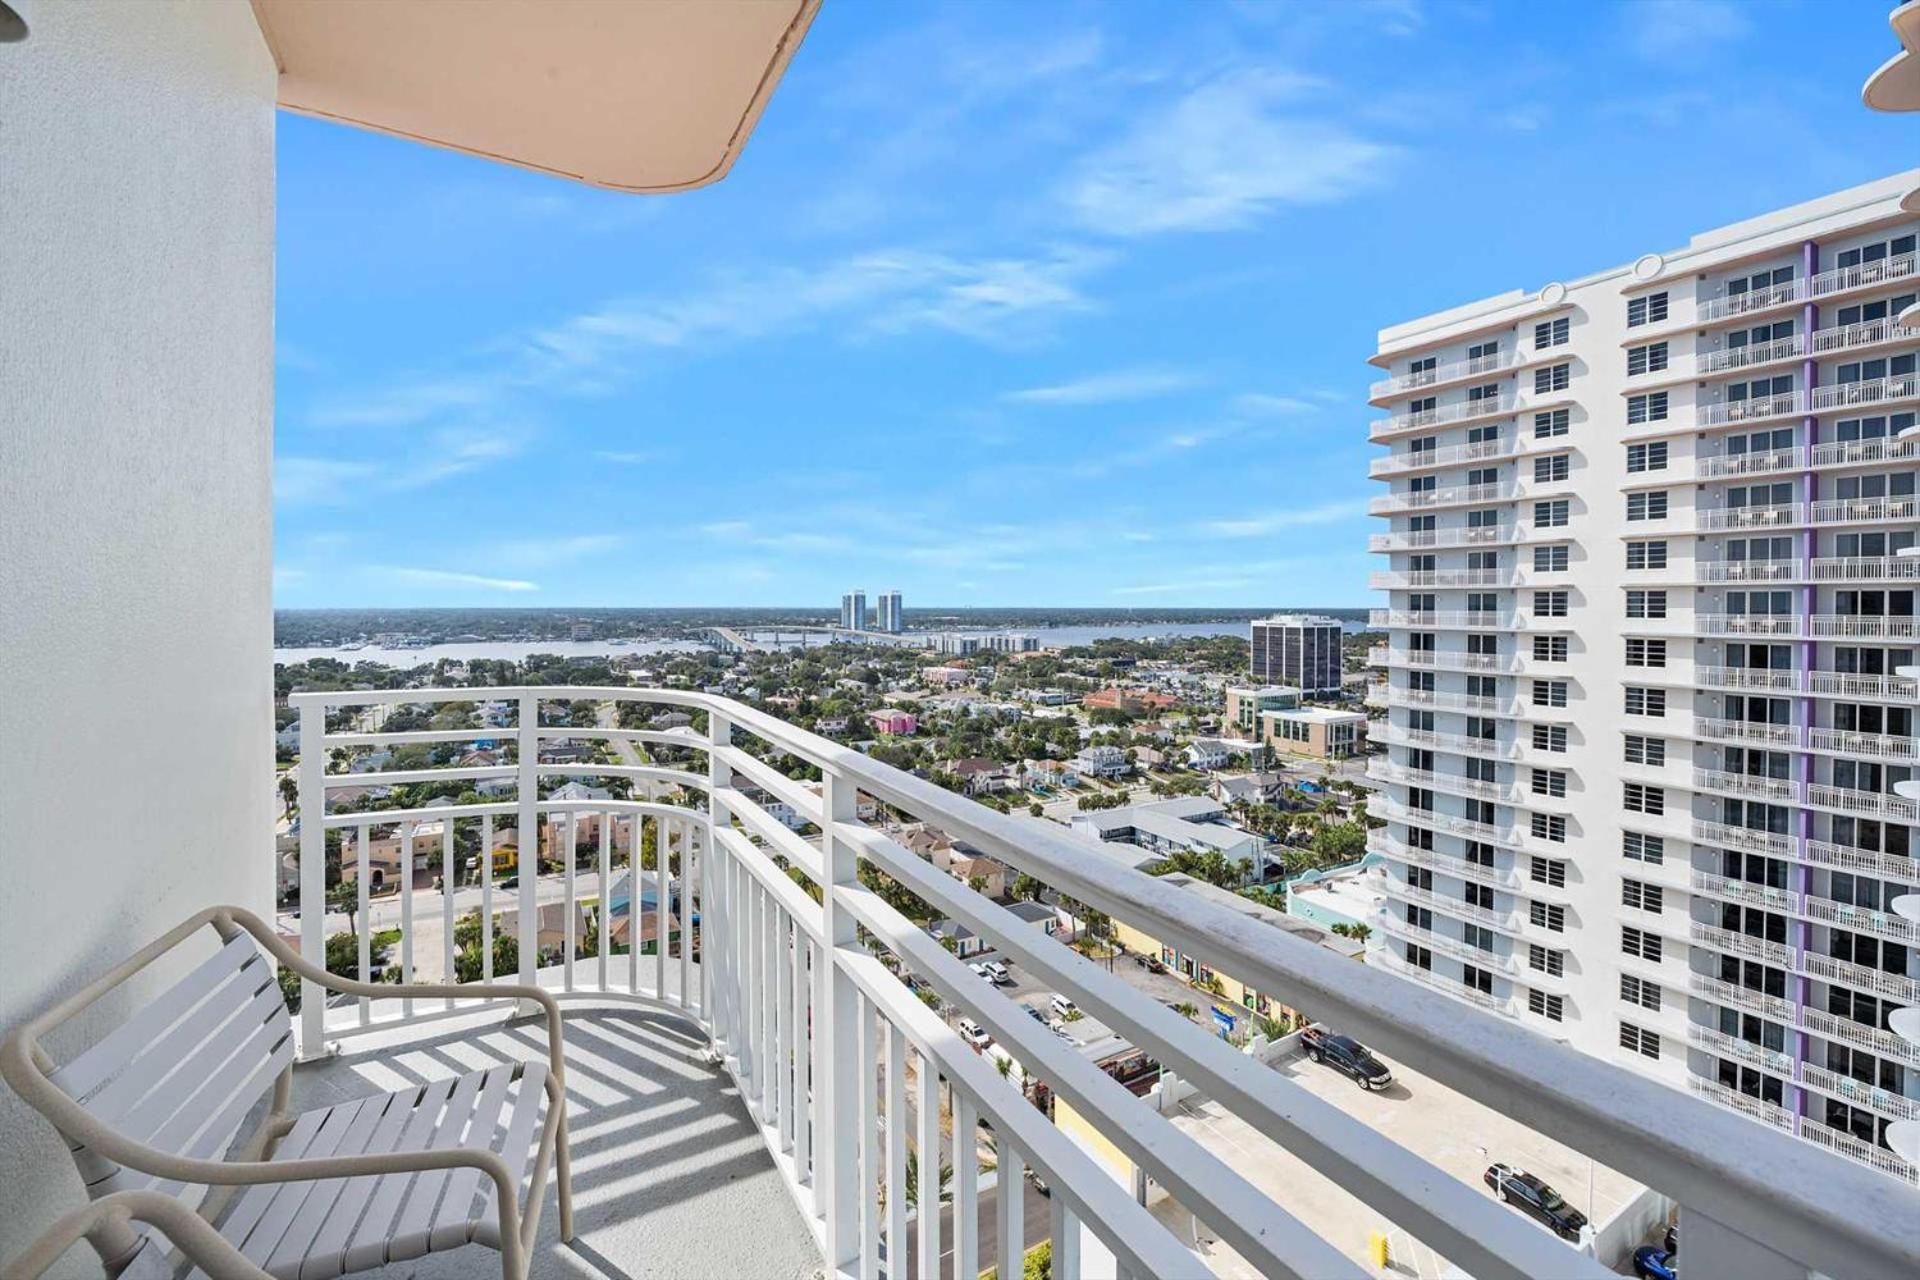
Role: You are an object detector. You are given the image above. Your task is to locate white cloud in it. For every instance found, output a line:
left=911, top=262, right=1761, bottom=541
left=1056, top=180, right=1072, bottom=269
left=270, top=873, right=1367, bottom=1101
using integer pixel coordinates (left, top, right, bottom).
left=1233, top=392, right=1319, bottom=417
left=593, top=450, right=660, bottom=465
left=1198, top=498, right=1370, bottom=538
left=1004, top=367, right=1204, bottom=405
left=381, top=567, right=539, bottom=593
left=491, top=534, right=625, bottom=569
left=279, top=432, right=523, bottom=505
left=1063, top=70, right=1394, bottom=236
left=276, top=457, right=379, bottom=505
left=1625, top=0, right=1747, bottom=65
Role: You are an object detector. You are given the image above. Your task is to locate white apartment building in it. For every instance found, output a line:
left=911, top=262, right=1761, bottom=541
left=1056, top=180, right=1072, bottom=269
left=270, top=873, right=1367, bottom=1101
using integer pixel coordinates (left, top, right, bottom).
left=840, top=589, right=867, bottom=631
left=1367, top=171, right=1920, bottom=1187
left=1250, top=613, right=1344, bottom=693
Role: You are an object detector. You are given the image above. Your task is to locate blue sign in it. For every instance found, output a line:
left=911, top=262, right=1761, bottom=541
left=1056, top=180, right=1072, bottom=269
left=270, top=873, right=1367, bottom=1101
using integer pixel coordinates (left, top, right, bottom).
left=1212, top=1006, right=1237, bottom=1035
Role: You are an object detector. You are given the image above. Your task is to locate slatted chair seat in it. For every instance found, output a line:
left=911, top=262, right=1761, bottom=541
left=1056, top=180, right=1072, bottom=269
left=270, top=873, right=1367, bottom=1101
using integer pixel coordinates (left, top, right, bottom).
left=0, top=906, right=572, bottom=1280
left=209, top=1061, right=549, bottom=1280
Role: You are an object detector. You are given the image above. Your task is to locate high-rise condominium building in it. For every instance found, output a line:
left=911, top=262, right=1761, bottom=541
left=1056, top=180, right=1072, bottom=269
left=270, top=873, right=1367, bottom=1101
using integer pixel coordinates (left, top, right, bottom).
left=1250, top=614, right=1344, bottom=694
left=840, top=590, right=867, bottom=632
left=876, top=590, right=904, bottom=633
left=1367, top=171, right=1920, bottom=1186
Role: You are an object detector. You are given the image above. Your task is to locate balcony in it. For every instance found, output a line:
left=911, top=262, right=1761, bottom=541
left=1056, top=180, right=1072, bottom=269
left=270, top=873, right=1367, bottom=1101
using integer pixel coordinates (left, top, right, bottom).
left=1369, top=568, right=1517, bottom=590
left=1811, top=435, right=1917, bottom=470
left=1690, top=869, right=1801, bottom=914
left=1371, top=647, right=1519, bottom=674
left=1807, top=782, right=1919, bottom=823
left=263, top=686, right=1920, bottom=1280
left=1695, top=315, right=1920, bottom=375
left=1798, top=949, right=1920, bottom=1005
left=1800, top=1006, right=1920, bottom=1066
left=1695, top=558, right=1802, bottom=583
left=1369, top=393, right=1520, bottom=441
left=1697, top=446, right=1802, bottom=480
left=1368, top=609, right=1520, bottom=631
left=1811, top=495, right=1920, bottom=525
left=1687, top=1076, right=1797, bottom=1134
left=1369, top=926, right=1519, bottom=986
left=1692, top=717, right=1800, bottom=749
left=1694, top=503, right=1805, bottom=531
left=1810, top=371, right=1920, bottom=414
left=1369, top=436, right=1517, bottom=477
left=1367, top=793, right=1520, bottom=847
left=1697, top=390, right=1804, bottom=427
left=1689, top=921, right=1796, bottom=968
left=1696, top=251, right=1919, bottom=324
left=1695, top=663, right=1803, bottom=693
left=1373, top=721, right=1520, bottom=760
left=1803, top=836, right=1920, bottom=884
left=1809, top=725, right=1918, bottom=760
left=1809, top=555, right=1920, bottom=583
left=1371, top=686, right=1520, bottom=717
left=1799, top=1065, right=1920, bottom=1124
left=1368, top=761, right=1520, bottom=805
left=1371, top=831, right=1524, bottom=890
left=1685, top=1023, right=1796, bottom=1076
left=1798, top=1117, right=1920, bottom=1188
left=1691, top=768, right=1799, bottom=804
left=1803, top=897, right=1919, bottom=946
left=1368, top=524, right=1520, bottom=553
left=1368, top=349, right=1521, bottom=401
left=1368, top=482, right=1519, bottom=516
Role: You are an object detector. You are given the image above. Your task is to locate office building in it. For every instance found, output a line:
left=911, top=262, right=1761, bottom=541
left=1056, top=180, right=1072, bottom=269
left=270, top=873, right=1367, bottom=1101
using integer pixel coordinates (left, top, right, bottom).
left=840, top=590, right=867, bottom=632
left=1251, top=614, right=1344, bottom=694
left=1367, top=170, right=1920, bottom=1184
left=876, top=589, right=904, bottom=633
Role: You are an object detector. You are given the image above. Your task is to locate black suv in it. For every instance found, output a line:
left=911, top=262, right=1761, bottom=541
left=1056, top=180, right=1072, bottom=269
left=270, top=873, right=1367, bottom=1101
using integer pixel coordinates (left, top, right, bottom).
left=1483, top=1163, right=1589, bottom=1241
left=1300, top=1026, right=1394, bottom=1090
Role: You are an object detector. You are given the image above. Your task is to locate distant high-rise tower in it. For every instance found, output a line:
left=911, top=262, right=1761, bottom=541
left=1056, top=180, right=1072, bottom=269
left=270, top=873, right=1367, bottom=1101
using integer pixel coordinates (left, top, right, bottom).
left=840, top=590, right=867, bottom=631
left=1250, top=614, right=1343, bottom=694
left=877, top=589, right=904, bottom=633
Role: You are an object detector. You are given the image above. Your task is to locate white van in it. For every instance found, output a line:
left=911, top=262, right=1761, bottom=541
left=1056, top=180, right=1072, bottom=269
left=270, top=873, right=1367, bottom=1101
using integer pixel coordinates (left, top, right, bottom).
left=958, top=1017, right=991, bottom=1049
left=1049, top=994, right=1079, bottom=1020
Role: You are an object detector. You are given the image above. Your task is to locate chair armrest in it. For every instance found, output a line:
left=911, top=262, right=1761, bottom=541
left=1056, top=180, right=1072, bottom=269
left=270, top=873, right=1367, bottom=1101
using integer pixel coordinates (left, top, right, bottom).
left=221, top=907, right=568, bottom=1083
left=3, top=1190, right=274, bottom=1280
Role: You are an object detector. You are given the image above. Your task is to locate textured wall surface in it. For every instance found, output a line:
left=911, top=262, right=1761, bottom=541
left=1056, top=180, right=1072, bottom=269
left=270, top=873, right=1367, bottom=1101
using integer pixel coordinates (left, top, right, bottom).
left=0, top=1, right=275, bottom=1266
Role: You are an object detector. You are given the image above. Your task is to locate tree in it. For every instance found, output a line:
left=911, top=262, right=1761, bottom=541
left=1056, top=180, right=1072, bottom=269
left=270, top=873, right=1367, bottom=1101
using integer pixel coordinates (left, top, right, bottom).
left=1012, top=873, right=1044, bottom=902
left=278, top=773, right=298, bottom=818
left=326, top=880, right=359, bottom=938
left=1310, top=820, right=1367, bottom=868
left=1331, top=922, right=1372, bottom=943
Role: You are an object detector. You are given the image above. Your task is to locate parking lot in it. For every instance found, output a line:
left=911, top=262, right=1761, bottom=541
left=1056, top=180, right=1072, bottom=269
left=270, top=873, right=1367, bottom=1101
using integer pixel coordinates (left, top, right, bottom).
left=1149, top=1047, right=1645, bottom=1279
left=949, top=937, right=1225, bottom=1037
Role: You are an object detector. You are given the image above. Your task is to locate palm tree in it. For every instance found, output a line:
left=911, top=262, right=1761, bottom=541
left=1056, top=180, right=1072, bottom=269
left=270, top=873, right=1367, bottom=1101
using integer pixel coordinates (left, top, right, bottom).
left=278, top=773, right=298, bottom=818
left=326, top=880, right=359, bottom=938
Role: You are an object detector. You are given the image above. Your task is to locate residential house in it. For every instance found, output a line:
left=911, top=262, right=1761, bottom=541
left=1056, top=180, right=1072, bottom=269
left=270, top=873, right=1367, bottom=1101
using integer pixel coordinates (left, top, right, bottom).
left=869, top=708, right=918, bottom=735
left=1081, top=688, right=1176, bottom=716
left=1185, top=739, right=1231, bottom=771
left=950, top=757, right=1009, bottom=796
left=1067, top=796, right=1265, bottom=870
left=1072, top=744, right=1132, bottom=779
left=1021, top=758, right=1078, bottom=790
left=929, top=917, right=986, bottom=958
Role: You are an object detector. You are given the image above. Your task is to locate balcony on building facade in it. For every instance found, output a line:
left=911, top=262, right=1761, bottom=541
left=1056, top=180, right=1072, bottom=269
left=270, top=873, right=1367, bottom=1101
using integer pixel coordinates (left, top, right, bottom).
left=1371, top=686, right=1521, bottom=717
left=1369, top=525, right=1522, bottom=553
left=1368, top=568, right=1519, bottom=591
left=1369, top=482, right=1518, bottom=516
left=1368, top=348, right=1523, bottom=402
left=1811, top=434, right=1918, bottom=470
left=1686, top=1023, right=1797, bottom=1076
left=1799, top=1006, right=1920, bottom=1067
left=1374, top=721, right=1520, bottom=760
left=1368, top=609, right=1521, bottom=631
left=1810, top=555, right=1920, bottom=583
left=1698, top=390, right=1806, bottom=428
left=1369, top=392, right=1525, bottom=441
left=1371, top=646, right=1522, bottom=674
left=1804, top=835, right=1920, bottom=883
left=1808, top=371, right=1920, bottom=414
left=1692, top=768, right=1800, bottom=804
left=1370, top=831, right=1525, bottom=890
left=1807, top=782, right=1919, bottom=824
left=1809, top=725, right=1918, bottom=760
left=1369, top=927, right=1520, bottom=990
left=1804, top=897, right=1920, bottom=947
left=1368, top=760, right=1522, bottom=805
left=1690, top=868, right=1803, bottom=914
left=1696, top=250, right=1920, bottom=324
left=1695, top=558, right=1803, bottom=584
left=1799, top=1064, right=1920, bottom=1125
left=1697, top=446, right=1803, bottom=480
left=1688, top=1075, right=1799, bottom=1134
left=1369, top=436, right=1518, bottom=478
left=1693, top=717, right=1801, bottom=749
left=1367, top=794, right=1520, bottom=847
left=1694, top=502, right=1806, bottom=532
left=1696, top=315, right=1920, bottom=376
left=1798, top=1116, right=1920, bottom=1188
left=1799, top=949, right=1920, bottom=1006
left=1690, top=921, right=1797, bottom=968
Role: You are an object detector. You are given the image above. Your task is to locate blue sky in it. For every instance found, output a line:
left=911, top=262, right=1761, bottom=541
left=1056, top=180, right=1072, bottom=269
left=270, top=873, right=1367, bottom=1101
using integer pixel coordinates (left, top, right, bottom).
left=273, top=0, right=1909, bottom=609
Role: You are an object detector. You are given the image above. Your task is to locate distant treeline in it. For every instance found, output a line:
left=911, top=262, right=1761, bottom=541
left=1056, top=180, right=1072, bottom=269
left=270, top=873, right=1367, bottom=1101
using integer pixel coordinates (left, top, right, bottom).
left=274, top=606, right=1372, bottom=647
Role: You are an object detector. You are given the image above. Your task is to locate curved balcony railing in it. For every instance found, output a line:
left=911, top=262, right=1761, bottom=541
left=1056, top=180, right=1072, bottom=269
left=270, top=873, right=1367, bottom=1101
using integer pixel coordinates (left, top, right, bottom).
left=1368, top=524, right=1520, bottom=552
left=1369, top=482, right=1517, bottom=516
left=289, top=687, right=1920, bottom=1279
left=1369, top=436, right=1516, bottom=477
left=1369, top=393, right=1521, bottom=440
left=1369, top=349, right=1520, bottom=400
left=1369, top=568, right=1517, bottom=590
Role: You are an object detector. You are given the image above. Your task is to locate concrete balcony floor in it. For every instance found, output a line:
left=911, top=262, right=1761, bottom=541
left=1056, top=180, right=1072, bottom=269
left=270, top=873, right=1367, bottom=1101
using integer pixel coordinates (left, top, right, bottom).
left=292, top=1000, right=822, bottom=1280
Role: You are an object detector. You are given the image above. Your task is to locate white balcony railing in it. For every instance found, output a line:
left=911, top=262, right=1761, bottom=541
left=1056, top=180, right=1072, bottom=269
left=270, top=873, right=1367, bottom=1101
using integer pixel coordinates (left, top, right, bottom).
left=1695, top=315, right=1919, bottom=375
left=1368, top=609, right=1520, bottom=630
left=1696, top=447, right=1801, bottom=480
left=1809, top=372, right=1920, bottom=414
left=1369, top=393, right=1520, bottom=439
left=1368, top=525, right=1520, bottom=553
left=287, top=686, right=1920, bottom=1280
left=1686, top=1023, right=1796, bottom=1075
left=1369, top=436, right=1517, bottom=477
left=1697, top=390, right=1804, bottom=427
left=1369, top=481, right=1517, bottom=515
left=1690, top=817, right=1796, bottom=857
left=1695, top=558, right=1801, bottom=583
left=1811, top=435, right=1916, bottom=469
left=1694, top=503, right=1806, bottom=531
left=1809, top=555, right=1920, bottom=583
left=1369, top=568, right=1516, bottom=590
left=1369, top=349, right=1521, bottom=399
left=1696, top=251, right=1918, bottom=324
left=1372, top=647, right=1518, bottom=673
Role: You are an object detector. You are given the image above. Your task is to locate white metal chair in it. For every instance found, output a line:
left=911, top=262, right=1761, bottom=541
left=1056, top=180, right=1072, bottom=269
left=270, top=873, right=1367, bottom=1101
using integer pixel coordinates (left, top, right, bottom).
left=0, top=905, right=572, bottom=1280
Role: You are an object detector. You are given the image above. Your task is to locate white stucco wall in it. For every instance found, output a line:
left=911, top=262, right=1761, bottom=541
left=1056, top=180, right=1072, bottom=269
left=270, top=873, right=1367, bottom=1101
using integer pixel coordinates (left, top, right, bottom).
left=0, top=1, right=276, bottom=1265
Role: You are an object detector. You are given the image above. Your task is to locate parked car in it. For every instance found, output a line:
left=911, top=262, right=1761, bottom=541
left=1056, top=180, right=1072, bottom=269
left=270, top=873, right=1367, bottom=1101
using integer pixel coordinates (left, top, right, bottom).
left=968, top=962, right=996, bottom=983
left=1632, top=1246, right=1677, bottom=1279
left=1049, top=994, right=1080, bottom=1020
left=1482, top=1164, right=1589, bottom=1241
left=957, top=1018, right=991, bottom=1050
left=1299, top=1026, right=1393, bottom=1090
left=981, top=960, right=1011, bottom=984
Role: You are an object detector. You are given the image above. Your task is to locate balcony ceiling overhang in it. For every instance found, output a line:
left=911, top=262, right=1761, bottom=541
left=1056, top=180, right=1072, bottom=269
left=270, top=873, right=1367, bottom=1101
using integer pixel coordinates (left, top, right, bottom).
left=248, top=0, right=818, bottom=193
left=1862, top=1, right=1920, bottom=111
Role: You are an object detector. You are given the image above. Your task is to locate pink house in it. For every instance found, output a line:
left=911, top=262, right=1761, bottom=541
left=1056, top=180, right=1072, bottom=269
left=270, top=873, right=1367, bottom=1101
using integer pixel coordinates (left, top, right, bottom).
left=870, top=709, right=918, bottom=735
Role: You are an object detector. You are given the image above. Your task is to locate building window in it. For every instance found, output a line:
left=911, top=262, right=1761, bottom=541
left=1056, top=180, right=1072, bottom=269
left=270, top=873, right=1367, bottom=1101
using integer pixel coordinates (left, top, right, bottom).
left=1626, top=441, right=1669, bottom=473
left=1625, top=540, right=1668, bottom=570
left=1527, top=945, right=1564, bottom=976
left=1624, top=686, right=1666, bottom=716
left=1406, top=943, right=1432, bottom=970
left=1621, top=926, right=1662, bottom=963
left=1462, top=964, right=1494, bottom=995
left=1627, top=392, right=1669, bottom=424
left=1529, top=857, right=1567, bottom=889
left=1623, top=783, right=1665, bottom=816
left=1530, top=900, right=1567, bottom=932
left=1532, top=634, right=1568, bottom=662
left=1534, top=544, right=1569, bottom=572
left=1626, top=589, right=1667, bottom=619
left=1535, top=363, right=1571, bottom=395
left=1619, top=974, right=1661, bottom=1011
left=1625, top=638, right=1667, bottom=668
left=1531, top=724, right=1568, bottom=752
left=1623, top=831, right=1665, bottom=865
left=1621, top=878, right=1665, bottom=914
left=1531, top=767, right=1568, bottom=797
left=1528, top=989, right=1565, bottom=1021
left=1530, top=812, right=1567, bottom=843
left=1533, top=589, right=1569, bottom=618
left=1619, top=1022, right=1661, bottom=1060
left=1534, top=409, right=1570, bottom=439
left=1623, top=734, right=1666, bottom=766
left=1532, top=679, right=1568, bottom=708
left=1534, top=453, right=1571, bottom=484
left=1535, top=317, right=1570, bottom=349
left=1626, top=491, right=1669, bottom=521
left=1534, top=498, right=1569, bottom=528
left=1627, top=293, right=1669, bottom=327
left=1627, top=342, right=1669, bottom=376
